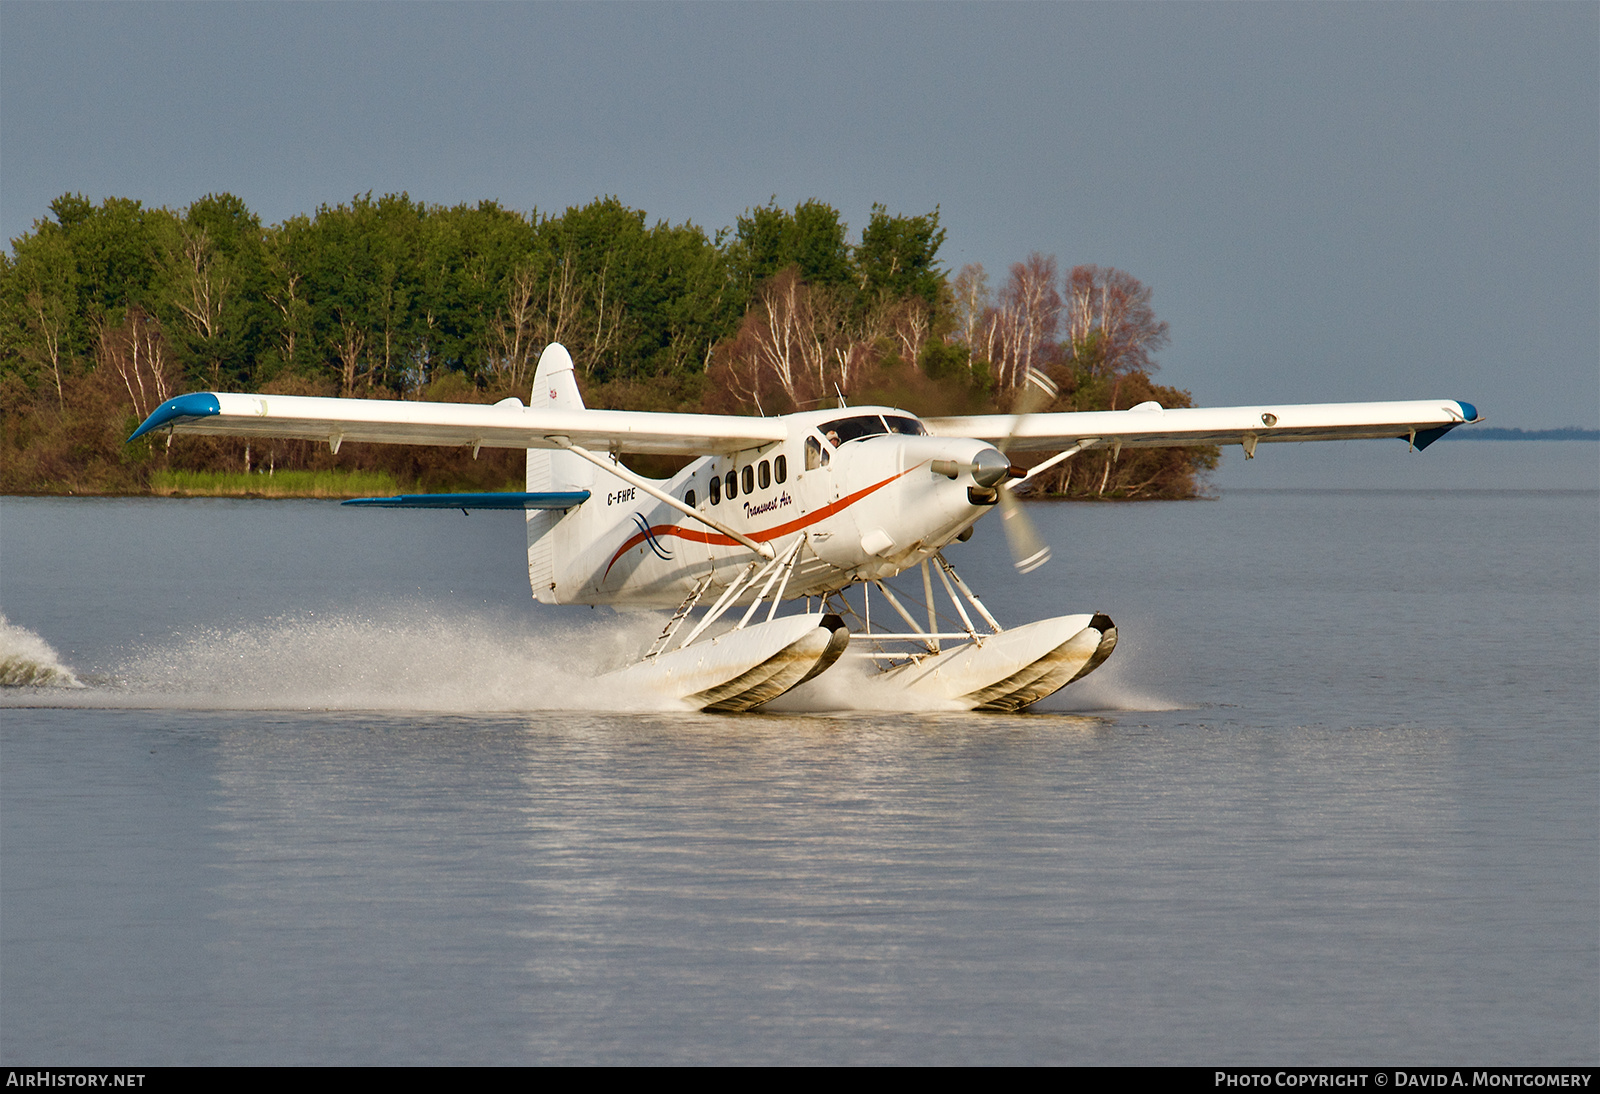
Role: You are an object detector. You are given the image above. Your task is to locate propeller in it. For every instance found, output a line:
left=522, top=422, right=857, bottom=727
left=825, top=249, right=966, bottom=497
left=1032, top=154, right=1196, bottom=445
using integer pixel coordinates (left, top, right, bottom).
left=994, top=367, right=1058, bottom=574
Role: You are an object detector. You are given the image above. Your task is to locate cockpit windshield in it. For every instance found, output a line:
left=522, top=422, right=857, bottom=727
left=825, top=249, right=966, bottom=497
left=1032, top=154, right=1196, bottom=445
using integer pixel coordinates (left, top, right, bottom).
left=819, top=415, right=886, bottom=446
left=819, top=413, right=926, bottom=447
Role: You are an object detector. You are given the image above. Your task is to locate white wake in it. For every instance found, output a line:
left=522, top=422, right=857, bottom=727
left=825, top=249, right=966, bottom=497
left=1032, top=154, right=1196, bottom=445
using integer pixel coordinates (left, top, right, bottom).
left=18, top=609, right=674, bottom=712
left=0, top=607, right=1181, bottom=715
left=0, top=614, right=83, bottom=687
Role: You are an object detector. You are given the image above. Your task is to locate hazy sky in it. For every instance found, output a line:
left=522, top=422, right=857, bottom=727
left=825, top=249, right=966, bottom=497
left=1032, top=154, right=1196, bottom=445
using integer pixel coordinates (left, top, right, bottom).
left=3, top=2, right=1595, bottom=427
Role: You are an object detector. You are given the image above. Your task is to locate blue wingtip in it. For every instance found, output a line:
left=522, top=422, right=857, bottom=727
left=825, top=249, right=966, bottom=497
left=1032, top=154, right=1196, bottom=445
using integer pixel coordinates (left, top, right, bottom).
left=127, top=393, right=221, bottom=442
left=1412, top=401, right=1483, bottom=451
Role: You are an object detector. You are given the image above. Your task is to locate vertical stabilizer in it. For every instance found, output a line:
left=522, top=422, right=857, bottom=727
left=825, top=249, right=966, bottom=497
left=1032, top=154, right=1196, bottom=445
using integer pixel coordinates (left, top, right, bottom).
left=526, top=344, right=588, bottom=604
left=530, top=343, right=584, bottom=411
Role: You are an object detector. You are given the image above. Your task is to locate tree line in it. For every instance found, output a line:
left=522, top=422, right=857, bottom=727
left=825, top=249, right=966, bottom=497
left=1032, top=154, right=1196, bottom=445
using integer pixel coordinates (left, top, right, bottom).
left=0, top=192, right=1213, bottom=498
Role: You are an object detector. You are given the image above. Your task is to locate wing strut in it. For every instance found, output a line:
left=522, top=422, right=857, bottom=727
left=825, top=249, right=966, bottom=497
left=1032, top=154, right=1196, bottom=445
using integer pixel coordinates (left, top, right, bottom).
left=551, top=437, right=776, bottom=560
left=1010, top=441, right=1094, bottom=492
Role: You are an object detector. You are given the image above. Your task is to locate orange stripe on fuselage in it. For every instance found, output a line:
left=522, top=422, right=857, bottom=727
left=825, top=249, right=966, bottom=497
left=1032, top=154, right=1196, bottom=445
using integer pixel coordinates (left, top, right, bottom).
left=602, top=463, right=923, bottom=579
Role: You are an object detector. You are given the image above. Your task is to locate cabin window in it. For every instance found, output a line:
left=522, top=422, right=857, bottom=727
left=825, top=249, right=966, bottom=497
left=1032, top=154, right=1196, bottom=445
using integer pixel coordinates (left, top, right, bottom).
left=685, top=489, right=696, bottom=509
left=742, top=465, right=754, bottom=494
left=757, top=461, right=770, bottom=490
left=820, top=414, right=889, bottom=445
left=709, top=475, right=721, bottom=505
left=884, top=415, right=927, bottom=436
left=725, top=469, right=738, bottom=499
left=774, top=454, right=787, bottom=483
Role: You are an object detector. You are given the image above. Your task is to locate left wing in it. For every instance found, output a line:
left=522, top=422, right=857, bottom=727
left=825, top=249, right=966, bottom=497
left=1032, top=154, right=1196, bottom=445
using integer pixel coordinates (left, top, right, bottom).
left=925, top=399, right=1480, bottom=454
left=128, top=392, right=786, bottom=456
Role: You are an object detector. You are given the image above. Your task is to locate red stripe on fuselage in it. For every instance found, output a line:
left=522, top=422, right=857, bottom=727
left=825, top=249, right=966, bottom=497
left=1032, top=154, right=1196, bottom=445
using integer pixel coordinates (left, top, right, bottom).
left=602, top=464, right=922, bottom=579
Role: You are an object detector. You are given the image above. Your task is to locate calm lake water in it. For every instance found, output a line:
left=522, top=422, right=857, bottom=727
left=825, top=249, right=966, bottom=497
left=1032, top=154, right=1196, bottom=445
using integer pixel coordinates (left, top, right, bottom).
left=2, top=442, right=1596, bottom=1064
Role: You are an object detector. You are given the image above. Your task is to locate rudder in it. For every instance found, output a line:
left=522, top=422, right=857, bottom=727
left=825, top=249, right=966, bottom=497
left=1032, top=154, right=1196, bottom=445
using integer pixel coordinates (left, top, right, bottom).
left=526, top=344, right=588, bottom=604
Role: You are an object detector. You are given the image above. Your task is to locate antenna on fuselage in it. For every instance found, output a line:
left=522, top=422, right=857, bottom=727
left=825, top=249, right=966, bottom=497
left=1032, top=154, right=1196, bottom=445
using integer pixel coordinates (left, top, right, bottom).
left=834, top=383, right=847, bottom=409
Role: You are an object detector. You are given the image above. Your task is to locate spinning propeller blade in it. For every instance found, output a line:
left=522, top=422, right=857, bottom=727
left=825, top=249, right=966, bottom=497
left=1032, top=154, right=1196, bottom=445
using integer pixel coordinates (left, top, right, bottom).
left=998, top=487, right=1051, bottom=574
left=994, top=368, right=1058, bottom=573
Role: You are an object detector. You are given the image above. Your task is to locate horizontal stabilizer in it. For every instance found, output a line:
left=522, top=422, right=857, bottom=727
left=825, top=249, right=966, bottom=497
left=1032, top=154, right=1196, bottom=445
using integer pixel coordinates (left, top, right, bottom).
left=342, top=491, right=590, bottom=510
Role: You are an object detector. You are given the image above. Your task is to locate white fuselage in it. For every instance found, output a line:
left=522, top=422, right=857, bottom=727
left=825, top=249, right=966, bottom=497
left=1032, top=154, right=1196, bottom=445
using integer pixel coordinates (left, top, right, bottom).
left=530, top=406, right=1006, bottom=609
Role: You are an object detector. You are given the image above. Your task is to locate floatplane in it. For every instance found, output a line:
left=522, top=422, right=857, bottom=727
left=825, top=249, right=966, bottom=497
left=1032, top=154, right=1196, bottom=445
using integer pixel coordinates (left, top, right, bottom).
left=129, top=343, right=1479, bottom=712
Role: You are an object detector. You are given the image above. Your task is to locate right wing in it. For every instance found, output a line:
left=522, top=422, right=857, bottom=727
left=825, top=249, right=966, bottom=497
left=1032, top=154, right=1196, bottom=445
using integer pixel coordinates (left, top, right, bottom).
left=925, top=399, right=1481, bottom=453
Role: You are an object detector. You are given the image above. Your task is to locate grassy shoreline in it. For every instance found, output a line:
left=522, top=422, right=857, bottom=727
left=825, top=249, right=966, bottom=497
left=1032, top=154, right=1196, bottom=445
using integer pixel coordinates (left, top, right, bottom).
left=149, top=469, right=409, bottom=498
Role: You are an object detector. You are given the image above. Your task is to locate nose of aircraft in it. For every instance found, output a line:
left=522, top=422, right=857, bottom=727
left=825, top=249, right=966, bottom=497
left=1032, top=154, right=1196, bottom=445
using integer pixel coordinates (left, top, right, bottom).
left=970, top=446, right=1010, bottom=488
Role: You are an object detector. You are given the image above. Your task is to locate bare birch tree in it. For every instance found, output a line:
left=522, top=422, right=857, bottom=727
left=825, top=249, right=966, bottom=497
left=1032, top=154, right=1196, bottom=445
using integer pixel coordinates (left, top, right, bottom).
left=579, top=255, right=626, bottom=379
left=1060, top=266, right=1173, bottom=493
left=717, top=271, right=883, bottom=410
left=485, top=263, right=543, bottom=389
left=886, top=295, right=931, bottom=367
left=1063, top=265, right=1170, bottom=407
left=162, top=226, right=233, bottom=386
left=949, top=263, right=990, bottom=369
left=743, top=270, right=821, bottom=407
left=23, top=289, right=72, bottom=411
left=332, top=313, right=367, bottom=396
left=985, top=254, right=1061, bottom=393
left=96, top=306, right=177, bottom=428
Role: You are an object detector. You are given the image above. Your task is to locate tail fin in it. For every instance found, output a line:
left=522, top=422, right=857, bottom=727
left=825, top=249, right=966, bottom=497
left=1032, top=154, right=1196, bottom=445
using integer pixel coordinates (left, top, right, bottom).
left=526, top=345, right=588, bottom=603
left=531, top=342, right=584, bottom=412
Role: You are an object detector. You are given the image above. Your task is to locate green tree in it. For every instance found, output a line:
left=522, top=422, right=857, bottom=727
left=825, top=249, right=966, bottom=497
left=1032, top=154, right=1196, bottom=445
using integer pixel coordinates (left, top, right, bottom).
left=175, top=193, right=269, bottom=387
left=288, top=192, right=426, bottom=394
left=538, top=197, right=734, bottom=383
left=854, top=203, right=945, bottom=306
left=257, top=213, right=317, bottom=381
left=2, top=194, right=179, bottom=400
left=58, top=195, right=168, bottom=320
left=1, top=229, right=82, bottom=408
left=727, top=198, right=853, bottom=298
left=424, top=200, right=544, bottom=387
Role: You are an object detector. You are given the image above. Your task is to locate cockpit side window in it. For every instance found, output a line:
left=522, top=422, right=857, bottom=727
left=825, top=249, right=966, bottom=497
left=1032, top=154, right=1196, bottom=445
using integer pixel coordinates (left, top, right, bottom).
left=820, top=415, right=889, bottom=446
left=805, top=436, right=829, bottom=470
